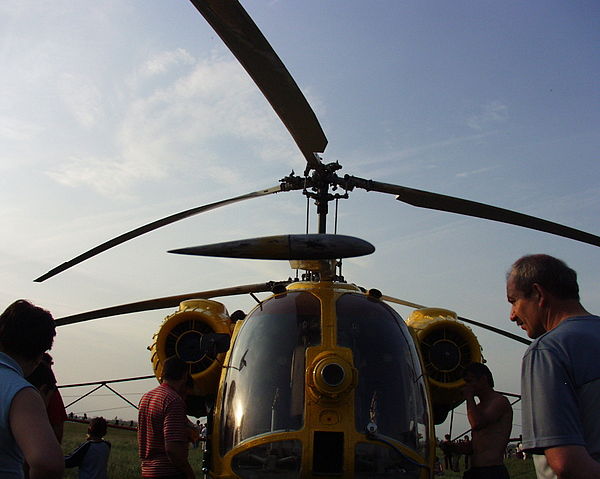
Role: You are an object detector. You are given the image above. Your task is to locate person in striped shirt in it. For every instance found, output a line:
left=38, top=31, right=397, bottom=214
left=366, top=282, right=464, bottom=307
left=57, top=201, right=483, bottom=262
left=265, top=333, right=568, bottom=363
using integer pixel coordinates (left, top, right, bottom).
left=138, top=357, right=195, bottom=479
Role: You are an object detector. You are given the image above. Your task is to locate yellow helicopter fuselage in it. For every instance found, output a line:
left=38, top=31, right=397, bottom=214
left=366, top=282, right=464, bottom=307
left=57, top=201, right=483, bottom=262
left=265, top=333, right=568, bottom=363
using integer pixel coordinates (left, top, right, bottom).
left=209, top=280, right=434, bottom=478
left=149, top=272, right=482, bottom=478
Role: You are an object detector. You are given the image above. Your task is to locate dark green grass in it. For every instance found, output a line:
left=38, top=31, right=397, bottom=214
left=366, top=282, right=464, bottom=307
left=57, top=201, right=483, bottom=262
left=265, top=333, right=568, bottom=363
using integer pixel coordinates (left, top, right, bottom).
left=62, top=421, right=204, bottom=478
left=435, top=449, right=536, bottom=478
left=63, top=422, right=536, bottom=478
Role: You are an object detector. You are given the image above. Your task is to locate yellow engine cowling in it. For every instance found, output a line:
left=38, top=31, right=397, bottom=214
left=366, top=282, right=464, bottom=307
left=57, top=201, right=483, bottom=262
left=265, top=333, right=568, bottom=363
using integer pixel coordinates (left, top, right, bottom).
left=149, top=299, right=232, bottom=416
left=407, top=307, right=482, bottom=424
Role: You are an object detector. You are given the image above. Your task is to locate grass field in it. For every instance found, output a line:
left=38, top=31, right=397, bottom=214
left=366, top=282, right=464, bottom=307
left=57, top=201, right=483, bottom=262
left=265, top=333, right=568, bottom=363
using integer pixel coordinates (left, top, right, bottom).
left=62, top=421, right=204, bottom=478
left=436, top=453, right=536, bottom=478
left=62, top=421, right=536, bottom=478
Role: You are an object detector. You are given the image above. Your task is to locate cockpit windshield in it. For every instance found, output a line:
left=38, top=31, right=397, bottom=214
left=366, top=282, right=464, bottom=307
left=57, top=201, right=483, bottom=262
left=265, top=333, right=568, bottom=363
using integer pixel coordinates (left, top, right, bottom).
left=337, top=293, right=430, bottom=456
left=219, top=291, right=320, bottom=455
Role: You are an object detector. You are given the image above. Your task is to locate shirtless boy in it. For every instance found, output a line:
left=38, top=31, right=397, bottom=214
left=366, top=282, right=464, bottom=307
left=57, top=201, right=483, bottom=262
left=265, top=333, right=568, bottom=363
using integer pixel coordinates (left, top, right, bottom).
left=462, top=362, right=512, bottom=479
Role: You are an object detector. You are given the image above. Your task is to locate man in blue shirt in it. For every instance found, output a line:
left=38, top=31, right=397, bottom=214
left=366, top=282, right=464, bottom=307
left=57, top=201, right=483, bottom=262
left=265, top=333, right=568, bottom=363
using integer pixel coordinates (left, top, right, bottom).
left=507, top=254, right=600, bottom=479
left=0, top=299, right=64, bottom=478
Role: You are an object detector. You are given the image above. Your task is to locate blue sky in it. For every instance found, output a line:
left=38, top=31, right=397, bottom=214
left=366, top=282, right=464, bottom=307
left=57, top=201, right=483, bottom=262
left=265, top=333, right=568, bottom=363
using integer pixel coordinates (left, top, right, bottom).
left=1, top=0, right=599, bottom=436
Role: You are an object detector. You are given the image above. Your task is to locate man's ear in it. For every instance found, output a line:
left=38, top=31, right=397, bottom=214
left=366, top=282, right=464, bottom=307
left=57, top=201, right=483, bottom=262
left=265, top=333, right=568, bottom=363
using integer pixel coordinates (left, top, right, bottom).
left=532, top=283, right=549, bottom=306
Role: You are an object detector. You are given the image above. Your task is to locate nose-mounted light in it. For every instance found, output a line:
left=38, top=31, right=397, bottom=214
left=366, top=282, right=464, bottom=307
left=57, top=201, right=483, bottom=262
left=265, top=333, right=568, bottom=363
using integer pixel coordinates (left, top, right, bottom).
left=321, top=362, right=345, bottom=387
left=309, top=352, right=356, bottom=400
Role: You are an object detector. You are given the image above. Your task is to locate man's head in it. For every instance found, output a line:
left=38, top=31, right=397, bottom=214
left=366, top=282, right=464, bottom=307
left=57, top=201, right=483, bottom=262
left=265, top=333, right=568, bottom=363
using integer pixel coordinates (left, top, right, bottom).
left=0, top=300, right=56, bottom=372
left=162, top=356, right=189, bottom=381
left=161, top=356, right=191, bottom=396
left=506, top=254, right=579, bottom=338
left=463, top=362, right=494, bottom=392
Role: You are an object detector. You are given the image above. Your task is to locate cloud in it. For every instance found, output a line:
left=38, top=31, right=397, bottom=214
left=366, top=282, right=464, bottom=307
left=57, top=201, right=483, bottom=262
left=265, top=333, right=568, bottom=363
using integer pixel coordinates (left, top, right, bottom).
left=46, top=51, right=301, bottom=197
left=140, top=48, right=195, bottom=76
left=46, top=155, right=153, bottom=200
left=466, top=101, right=508, bottom=130
left=0, top=116, right=41, bottom=141
left=351, top=131, right=493, bottom=178
left=58, top=73, right=104, bottom=128
left=455, top=165, right=500, bottom=178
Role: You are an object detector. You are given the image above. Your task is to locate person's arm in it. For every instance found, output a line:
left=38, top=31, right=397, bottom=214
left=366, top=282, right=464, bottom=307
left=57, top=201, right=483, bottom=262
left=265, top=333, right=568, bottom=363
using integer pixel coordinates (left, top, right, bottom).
left=465, top=392, right=509, bottom=431
left=545, top=445, right=600, bottom=479
left=162, top=394, right=195, bottom=479
left=65, top=441, right=91, bottom=468
left=10, top=387, right=64, bottom=479
left=47, top=389, right=67, bottom=443
left=165, top=440, right=195, bottom=479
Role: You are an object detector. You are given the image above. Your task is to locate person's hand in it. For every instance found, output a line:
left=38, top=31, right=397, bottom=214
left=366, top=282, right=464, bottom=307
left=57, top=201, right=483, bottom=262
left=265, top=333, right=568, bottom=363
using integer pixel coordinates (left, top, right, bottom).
left=461, top=382, right=475, bottom=400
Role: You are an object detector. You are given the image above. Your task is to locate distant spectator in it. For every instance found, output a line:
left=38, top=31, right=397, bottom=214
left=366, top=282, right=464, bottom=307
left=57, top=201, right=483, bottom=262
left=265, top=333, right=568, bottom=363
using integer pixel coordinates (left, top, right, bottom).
left=0, top=299, right=64, bottom=478
left=65, top=416, right=111, bottom=479
left=434, top=455, right=444, bottom=476
left=440, top=433, right=454, bottom=472
left=463, top=435, right=472, bottom=469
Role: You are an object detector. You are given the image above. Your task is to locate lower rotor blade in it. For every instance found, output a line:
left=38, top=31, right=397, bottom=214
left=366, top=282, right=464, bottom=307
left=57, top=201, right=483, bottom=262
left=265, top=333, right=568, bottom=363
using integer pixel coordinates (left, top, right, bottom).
left=35, top=185, right=284, bottom=282
left=169, top=234, right=375, bottom=260
left=381, top=295, right=531, bottom=345
left=54, top=282, right=285, bottom=326
left=346, top=175, right=600, bottom=247
left=456, top=315, right=531, bottom=346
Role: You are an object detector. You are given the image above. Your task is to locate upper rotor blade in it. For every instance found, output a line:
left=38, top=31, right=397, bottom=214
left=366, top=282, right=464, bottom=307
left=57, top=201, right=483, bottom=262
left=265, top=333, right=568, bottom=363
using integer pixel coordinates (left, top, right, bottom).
left=35, top=185, right=283, bottom=282
left=189, top=0, right=327, bottom=168
left=169, top=234, right=375, bottom=260
left=54, top=282, right=283, bottom=326
left=347, top=176, right=600, bottom=247
left=381, top=295, right=531, bottom=345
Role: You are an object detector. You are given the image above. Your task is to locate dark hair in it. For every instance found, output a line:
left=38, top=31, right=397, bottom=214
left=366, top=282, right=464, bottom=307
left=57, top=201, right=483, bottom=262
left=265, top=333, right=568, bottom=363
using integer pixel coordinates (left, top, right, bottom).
left=162, top=356, right=189, bottom=381
left=88, top=417, right=107, bottom=438
left=464, top=362, right=494, bottom=388
left=507, top=254, right=579, bottom=300
left=26, top=360, right=57, bottom=390
left=0, top=300, right=56, bottom=360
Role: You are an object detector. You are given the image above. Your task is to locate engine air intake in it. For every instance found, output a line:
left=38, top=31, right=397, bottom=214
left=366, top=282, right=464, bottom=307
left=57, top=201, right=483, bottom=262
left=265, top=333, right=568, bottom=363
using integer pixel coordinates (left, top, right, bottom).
left=407, top=308, right=482, bottom=424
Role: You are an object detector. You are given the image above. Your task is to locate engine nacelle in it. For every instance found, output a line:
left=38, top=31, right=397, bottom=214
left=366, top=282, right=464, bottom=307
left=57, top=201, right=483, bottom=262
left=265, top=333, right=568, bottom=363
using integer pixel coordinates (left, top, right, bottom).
left=407, top=308, right=482, bottom=424
left=149, top=299, right=232, bottom=416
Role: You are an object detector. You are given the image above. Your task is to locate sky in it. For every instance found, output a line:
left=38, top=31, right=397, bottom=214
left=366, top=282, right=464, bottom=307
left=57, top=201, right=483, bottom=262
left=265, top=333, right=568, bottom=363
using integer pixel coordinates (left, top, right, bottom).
left=1, top=0, right=599, bottom=439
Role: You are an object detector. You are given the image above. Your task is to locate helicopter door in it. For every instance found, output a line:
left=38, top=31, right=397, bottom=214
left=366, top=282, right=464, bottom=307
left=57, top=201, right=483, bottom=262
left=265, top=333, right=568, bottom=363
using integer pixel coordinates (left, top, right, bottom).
left=218, top=291, right=320, bottom=455
left=336, top=294, right=431, bottom=462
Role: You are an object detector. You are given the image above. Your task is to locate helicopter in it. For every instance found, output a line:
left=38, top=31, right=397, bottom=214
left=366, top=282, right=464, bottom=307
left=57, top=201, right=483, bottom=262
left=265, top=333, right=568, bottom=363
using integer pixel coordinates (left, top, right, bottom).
left=9, top=1, right=599, bottom=478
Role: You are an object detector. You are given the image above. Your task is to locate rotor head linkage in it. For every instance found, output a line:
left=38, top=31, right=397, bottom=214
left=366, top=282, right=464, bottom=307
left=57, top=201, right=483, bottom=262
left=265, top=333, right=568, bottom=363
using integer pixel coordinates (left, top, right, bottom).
left=282, top=159, right=349, bottom=234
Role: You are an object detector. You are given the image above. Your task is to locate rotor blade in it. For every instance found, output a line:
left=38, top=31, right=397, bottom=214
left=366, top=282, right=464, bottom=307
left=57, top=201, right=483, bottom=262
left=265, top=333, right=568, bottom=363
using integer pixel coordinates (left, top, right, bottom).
left=381, top=295, right=531, bottom=345
left=169, top=234, right=375, bottom=260
left=35, top=185, right=284, bottom=282
left=54, top=282, right=284, bottom=326
left=189, top=0, right=327, bottom=168
left=456, top=315, right=531, bottom=346
left=380, top=295, right=427, bottom=310
left=346, top=175, right=600, bottom=247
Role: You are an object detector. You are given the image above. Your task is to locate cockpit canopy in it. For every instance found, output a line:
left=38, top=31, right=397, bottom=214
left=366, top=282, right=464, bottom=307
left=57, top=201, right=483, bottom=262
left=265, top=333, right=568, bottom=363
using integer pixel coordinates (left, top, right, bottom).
left=218, top=288, right=430, bottom=463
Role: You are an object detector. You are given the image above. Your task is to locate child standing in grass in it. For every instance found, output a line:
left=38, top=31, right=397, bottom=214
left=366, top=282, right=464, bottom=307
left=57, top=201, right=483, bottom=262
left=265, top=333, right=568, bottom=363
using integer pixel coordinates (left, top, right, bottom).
left=65, top=417, right=111, bottom=479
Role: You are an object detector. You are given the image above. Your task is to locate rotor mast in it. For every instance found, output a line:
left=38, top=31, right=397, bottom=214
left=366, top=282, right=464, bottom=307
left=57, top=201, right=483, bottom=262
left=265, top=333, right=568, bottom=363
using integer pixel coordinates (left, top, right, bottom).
left=280, top=156, right=349, bottom=234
